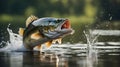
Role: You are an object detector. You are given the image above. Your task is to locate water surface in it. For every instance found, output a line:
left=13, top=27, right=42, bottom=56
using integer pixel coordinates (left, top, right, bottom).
left=0, top=26, right=120, bottom=67
left=0, top=48, right=120, bottom=67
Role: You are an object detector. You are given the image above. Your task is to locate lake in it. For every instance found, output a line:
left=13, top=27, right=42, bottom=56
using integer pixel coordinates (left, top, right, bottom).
left=0, top=43, right=120, bottom=67
left=0, top=24, right=120, bottom=67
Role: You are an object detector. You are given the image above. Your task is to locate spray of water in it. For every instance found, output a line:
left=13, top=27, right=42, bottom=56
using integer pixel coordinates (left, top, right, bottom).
left=83, top=29, right=99, bottom=50
left=83, top=29, right=99, bottom=67
left=0, top=24, right=27, bottom=51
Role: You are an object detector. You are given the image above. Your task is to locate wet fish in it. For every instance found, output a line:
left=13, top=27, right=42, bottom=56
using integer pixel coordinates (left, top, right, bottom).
left=19, top=15, right=74, bottom=51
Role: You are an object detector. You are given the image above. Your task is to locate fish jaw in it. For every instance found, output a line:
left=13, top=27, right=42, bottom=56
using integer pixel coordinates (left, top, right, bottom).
left=43, top=19, right=74, bottom=39
left=54, top=19, right=74, bottom=36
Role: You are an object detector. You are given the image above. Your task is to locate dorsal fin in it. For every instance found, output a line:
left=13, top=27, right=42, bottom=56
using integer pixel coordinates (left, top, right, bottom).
left=26, top=15, right=38, bottom=27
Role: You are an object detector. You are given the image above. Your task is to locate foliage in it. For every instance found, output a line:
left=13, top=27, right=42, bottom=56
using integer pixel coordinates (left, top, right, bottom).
left=0, top=0, right=120, bottom=43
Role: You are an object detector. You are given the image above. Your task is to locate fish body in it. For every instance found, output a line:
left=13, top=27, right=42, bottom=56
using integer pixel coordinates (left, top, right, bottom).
left=19, top=15, right=74, bottom=50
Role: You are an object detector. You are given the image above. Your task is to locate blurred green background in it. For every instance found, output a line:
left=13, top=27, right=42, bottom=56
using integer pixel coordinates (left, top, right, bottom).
left=0, top=0, right=120, bottom=43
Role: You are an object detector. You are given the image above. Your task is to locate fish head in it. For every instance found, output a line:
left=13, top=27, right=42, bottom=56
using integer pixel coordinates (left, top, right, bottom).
left=32, top=17, right=74, bottom=39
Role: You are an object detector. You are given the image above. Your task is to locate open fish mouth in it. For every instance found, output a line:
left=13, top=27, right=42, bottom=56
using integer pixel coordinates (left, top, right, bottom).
left=43, top=19, right=74, bottom=38
left=55, top=19, right=73, bottom=34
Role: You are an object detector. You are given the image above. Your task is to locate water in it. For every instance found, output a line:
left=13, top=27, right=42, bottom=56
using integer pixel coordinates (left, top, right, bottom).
left=0, top=26, right=120, bottom=67
left=0, top=50, right=120, bottom=67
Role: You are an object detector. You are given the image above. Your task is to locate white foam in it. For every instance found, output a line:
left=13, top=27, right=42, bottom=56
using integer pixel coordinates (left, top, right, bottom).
left=0, top=28, right=26, bottom=51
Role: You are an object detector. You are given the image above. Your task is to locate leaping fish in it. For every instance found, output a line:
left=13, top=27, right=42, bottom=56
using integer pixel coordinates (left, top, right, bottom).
left=19, top=15, right=74, bottom=51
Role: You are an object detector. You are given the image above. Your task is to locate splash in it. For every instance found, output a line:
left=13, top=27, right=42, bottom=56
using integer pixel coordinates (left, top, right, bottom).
left=83, top=29, right=99, bottom=50
left=84, top=30, right=99, bottom=67
left=0, top=25, right=26, bottom=51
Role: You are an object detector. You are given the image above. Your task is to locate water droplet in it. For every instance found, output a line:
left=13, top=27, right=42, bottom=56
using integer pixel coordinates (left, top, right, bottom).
left=110, top=16, right=112, bottom=20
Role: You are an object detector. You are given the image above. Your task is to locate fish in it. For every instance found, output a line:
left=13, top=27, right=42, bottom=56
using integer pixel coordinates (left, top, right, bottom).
left=19, top=15, right=74, bottom=51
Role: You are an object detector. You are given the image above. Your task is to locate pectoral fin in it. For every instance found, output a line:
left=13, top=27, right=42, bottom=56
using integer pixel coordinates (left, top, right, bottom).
left=18, top=28, right=24, bottom=36
left=45, top=41, right=52, bottom=48
left=57, top=38, right=62, bottom=44
left=52, top=38, right=62, bottom=44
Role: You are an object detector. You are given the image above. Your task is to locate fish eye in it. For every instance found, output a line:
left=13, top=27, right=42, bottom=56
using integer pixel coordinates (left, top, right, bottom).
left=56, top=19, right=62, bottom=23
left=48, top=20, right=51, bottom=22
